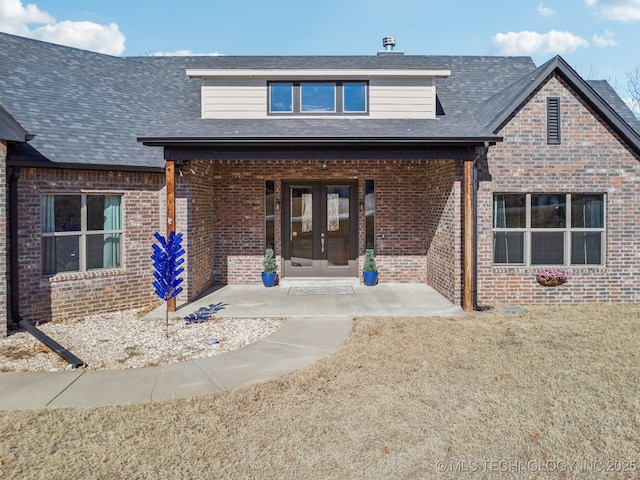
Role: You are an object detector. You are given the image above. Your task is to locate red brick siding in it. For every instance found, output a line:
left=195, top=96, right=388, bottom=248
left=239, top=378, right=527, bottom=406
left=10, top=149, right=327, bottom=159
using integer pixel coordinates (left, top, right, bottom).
left=179, top=155, right=462, bottom=299
left=477, top=74, right=640, bottom=305
left=16, top=168, right=164, bottom=322
left=425, top=160, right=464, bottom=305
left=174, top=161, right=217, bottom=302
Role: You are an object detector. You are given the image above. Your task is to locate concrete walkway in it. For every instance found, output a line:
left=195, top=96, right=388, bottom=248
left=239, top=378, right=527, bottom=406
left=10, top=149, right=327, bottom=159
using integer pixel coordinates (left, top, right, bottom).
left=0, top=284, right=463, bottom=411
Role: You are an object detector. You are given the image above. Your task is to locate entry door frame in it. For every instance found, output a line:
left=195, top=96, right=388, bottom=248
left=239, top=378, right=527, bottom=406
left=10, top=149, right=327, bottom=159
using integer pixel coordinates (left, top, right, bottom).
left=282, top=180, right=358, bottom=278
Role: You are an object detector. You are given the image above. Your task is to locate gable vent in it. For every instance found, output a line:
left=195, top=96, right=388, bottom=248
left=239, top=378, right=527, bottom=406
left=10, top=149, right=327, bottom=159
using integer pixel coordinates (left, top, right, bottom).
left=547, top=97, right=561, bottom=144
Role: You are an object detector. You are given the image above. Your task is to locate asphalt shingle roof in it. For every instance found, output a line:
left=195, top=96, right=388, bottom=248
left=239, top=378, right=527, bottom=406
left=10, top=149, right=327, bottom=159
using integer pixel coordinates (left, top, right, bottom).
left=1, top=31, right=637, bottom=168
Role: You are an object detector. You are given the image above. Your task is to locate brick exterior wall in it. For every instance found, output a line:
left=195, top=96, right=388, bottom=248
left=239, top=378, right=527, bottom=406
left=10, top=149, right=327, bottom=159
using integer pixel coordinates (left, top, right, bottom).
left=176, top=153, right=464, bottom=304
left=16, top=168, right=165, bottom=323
left=425, top=160, right=465, bottom=305
left=0, top=141, right=7, bottom=336
left=477, top=74, right=640, bottom=305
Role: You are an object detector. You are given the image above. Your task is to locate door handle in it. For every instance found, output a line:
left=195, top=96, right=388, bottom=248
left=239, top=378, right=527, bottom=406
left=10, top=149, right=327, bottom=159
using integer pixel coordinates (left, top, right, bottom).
left=321, top=233, right=325, bottom=253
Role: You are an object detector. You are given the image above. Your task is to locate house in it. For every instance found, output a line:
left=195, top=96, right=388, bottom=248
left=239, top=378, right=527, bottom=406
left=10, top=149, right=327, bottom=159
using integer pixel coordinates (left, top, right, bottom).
left=1, top=32, right=639, bottom=337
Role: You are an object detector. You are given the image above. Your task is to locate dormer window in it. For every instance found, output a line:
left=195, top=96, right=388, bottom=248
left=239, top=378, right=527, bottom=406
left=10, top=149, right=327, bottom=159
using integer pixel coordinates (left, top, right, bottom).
left=268, top=81, right=368, bottom=115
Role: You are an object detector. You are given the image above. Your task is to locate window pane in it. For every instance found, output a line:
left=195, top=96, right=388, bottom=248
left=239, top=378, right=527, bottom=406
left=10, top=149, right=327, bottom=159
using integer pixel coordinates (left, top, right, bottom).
left=571, top=232, right=602, bottom=265
left=42, top=236, right=80, bottom=274
left=365, top=180, right=375, bottom=250
left=572, top=194, right=603, bottom=228
left=87, top=233, right=121, bottom=269
left=531, top=232, right=564, bottom=264
left=301, top=83, right=335, bottom=112
left=270, top=83, right=293, bottom=112
left=265, top=180, right=275, bottom=250
left=493, top=194, right=525, bottom=228
left=43, top=195, right=80, bottom=233
left=532, top=194, right=566, bottom=228
left=87, top=196, right=104, bottom=231
left=344, top=83, right=366, bottom=112
left=493, top=232, right=524, bottom=264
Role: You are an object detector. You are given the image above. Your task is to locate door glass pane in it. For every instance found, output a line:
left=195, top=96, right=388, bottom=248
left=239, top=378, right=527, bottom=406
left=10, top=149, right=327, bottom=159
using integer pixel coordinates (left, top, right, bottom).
left=290, top=187, right=313, bottom=267
left=327, top=186, right=349, bottom=266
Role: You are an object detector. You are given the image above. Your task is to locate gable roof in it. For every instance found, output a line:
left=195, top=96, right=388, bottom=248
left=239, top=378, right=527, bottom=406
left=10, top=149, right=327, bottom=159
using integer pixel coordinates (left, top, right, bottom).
left=1, top=32, right=638, bottom=168
left=475, top=55, right=640, bottom=154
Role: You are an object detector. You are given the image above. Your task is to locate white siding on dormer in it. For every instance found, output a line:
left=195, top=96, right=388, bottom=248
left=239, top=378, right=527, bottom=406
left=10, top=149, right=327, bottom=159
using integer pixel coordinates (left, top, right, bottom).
left=201, top=80, right=267, bottom=119
left=199, top=77, right=438, bottom=119
left=368, top=80, right=436, bottom=119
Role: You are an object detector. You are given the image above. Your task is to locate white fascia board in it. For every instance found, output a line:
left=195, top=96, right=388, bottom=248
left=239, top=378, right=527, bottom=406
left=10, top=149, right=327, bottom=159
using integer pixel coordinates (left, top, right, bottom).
left=186, top=68, right=451, bottom=80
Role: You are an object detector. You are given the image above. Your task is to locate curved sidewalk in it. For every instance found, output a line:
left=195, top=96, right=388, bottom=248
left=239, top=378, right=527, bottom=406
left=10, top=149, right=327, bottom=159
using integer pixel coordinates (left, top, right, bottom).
left=0, top=284, right=463, bottom=411
left=0, top=316, right=353, bottom=410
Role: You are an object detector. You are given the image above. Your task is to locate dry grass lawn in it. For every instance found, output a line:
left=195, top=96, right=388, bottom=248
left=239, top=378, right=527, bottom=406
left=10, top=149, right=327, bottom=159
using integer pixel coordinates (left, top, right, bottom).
left=1, top=304, right=639, bottom=479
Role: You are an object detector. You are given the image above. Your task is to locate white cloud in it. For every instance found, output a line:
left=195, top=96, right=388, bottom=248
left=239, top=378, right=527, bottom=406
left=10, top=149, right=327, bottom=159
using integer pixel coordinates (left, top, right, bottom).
left=585, top=0, right=640, bottom=21
left=152, top=50, right=223, bottom=57
left=537, top=2, right=554, bottom=16
left=491, top=30, right=589, bottom=55
left=0, top=0, right=125, bottom=55
left=592, top=29, right=618, bottom=46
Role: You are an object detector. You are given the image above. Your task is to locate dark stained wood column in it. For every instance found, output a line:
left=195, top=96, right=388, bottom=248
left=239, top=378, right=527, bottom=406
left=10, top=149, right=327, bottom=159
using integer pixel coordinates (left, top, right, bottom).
left=463, top=159, right=475, bottom=312
left=166, top=160, right=176, bottom=312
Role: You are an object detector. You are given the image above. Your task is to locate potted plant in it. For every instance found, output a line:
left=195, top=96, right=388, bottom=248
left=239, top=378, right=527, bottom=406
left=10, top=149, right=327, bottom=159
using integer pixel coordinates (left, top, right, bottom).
left=261, top=248, right=278, bottom=287
left=363, top=248, right=378, bottom=286
left=535, top=268, right=568, bottom=286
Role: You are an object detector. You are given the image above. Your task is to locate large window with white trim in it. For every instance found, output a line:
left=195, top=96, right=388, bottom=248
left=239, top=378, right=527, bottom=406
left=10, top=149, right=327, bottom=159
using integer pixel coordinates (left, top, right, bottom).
left=42, top=194, right=123, bottom=275
left=493, top=193, right=605, bottom=266
left=268, top=81, right=368, bottom=115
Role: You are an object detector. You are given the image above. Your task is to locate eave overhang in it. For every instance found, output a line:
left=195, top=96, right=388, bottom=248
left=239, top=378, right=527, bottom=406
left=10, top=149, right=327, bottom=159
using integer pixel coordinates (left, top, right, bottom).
left=186, top=68, right=452, bottom=80
left=138, top=135, right=501, bottom=149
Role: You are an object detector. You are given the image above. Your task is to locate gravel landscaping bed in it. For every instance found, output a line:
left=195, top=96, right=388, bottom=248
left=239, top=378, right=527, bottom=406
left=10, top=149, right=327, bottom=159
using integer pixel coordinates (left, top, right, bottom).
left=0, top=309, right=284, bottom=372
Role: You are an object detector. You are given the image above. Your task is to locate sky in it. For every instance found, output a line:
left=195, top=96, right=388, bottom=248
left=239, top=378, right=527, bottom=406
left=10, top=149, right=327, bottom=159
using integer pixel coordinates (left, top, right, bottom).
left=0, top=0, right=638, bottom=110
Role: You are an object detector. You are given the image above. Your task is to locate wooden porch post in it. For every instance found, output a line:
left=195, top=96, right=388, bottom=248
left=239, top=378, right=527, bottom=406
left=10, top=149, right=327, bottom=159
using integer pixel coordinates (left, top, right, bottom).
left=463, top=159, right=475, bottom=312
left=165, top=160, right=176, bottom=312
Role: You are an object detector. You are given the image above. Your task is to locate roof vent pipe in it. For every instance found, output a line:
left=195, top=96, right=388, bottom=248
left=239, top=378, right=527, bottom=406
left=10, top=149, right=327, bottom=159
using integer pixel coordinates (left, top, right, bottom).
left=377, top=36, right=404, bottom=56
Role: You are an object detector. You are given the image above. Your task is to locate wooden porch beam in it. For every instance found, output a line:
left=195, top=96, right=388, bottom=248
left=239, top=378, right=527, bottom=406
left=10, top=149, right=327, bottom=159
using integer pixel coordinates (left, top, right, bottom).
left=166, top=160, right=176, bottom=312
left=463, top=159, right=475, bottom=312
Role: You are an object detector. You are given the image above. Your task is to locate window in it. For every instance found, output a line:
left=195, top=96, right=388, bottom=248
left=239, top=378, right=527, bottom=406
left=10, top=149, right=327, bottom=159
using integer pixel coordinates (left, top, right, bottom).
left=268, top=81, right=368, bottom=115
left=493, top=193, right=604, bottom=266
left=42, top=194, right=123, bottom=275
left=265, top=180, right=275, bottom=250
left=547, top=97, right=561, bottom=144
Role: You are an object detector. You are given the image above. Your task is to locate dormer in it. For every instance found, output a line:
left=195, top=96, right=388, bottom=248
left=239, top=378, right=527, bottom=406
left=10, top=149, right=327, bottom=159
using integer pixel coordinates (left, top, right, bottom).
left=186, top=66, right=450, bottom=120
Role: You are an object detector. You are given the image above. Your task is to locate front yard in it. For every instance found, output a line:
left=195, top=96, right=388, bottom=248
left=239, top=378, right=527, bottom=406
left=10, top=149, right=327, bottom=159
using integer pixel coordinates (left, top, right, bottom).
left=1, top=304, right=638, bottom=479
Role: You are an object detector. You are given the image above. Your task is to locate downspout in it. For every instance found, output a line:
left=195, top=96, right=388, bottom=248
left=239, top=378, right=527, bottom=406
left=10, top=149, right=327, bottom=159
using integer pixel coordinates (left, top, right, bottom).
left=8, top=165, right=86, bottom=368
left=8, top=166, right=20, bottom=326
left=473, top=143, right=493, bottom=311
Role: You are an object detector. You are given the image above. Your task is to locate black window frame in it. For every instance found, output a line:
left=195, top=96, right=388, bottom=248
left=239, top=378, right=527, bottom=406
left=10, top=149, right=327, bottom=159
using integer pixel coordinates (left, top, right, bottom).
left=268, top=81, right=369, bottom=116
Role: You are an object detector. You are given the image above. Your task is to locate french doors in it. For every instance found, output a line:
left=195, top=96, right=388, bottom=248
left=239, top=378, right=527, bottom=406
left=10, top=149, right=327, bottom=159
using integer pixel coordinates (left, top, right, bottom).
left=282, top=181, right=358, bottom=277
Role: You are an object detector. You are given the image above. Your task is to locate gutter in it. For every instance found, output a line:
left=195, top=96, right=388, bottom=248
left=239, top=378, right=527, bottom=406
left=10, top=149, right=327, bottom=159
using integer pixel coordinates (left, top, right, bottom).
left=7, top=165, right=86, bottom=368
left=473, top=143, right=493, bottom=311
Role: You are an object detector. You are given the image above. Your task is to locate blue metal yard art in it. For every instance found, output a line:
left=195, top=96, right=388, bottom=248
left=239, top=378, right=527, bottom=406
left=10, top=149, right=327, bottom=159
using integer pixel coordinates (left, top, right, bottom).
left=151, top=231, right=185, bottom=338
